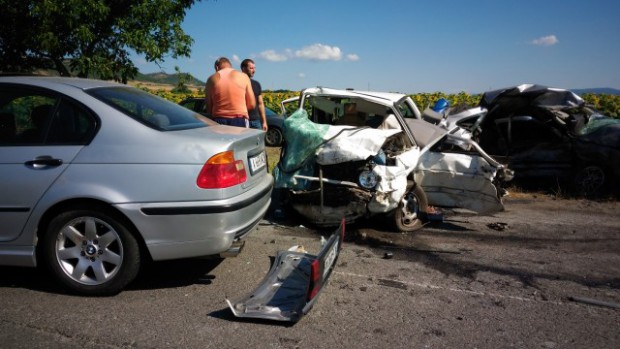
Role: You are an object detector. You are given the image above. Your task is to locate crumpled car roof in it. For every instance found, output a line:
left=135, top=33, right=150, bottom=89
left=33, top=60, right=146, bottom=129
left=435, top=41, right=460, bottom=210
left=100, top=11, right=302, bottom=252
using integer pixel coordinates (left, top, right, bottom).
left=478, top=84, right=594, bottom=136
left=479, top=84, right=585, bottom=110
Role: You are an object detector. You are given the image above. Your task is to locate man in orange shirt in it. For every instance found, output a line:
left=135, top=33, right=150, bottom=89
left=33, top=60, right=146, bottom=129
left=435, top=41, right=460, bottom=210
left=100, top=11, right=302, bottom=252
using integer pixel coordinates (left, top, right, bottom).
left=205, top=57, right=255, bottom=127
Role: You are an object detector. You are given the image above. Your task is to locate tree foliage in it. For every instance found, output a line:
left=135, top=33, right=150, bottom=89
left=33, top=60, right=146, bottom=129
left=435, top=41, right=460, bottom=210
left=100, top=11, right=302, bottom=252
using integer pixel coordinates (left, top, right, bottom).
left=0, top=0, right=198, bottom=83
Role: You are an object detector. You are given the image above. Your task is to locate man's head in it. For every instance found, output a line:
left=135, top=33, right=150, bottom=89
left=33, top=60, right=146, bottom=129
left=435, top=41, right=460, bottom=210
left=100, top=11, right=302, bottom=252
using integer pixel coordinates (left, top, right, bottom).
left=240, top=58, right=255, bottom=78
left=214, top=57, right=232, bottom=71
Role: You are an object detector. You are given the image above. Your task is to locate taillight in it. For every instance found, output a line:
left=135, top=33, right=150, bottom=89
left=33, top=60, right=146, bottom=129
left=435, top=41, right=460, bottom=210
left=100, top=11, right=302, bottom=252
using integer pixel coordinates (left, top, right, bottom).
left=197, top=151, right=247, bottom=188
left=308, top=259, right=321, bottom=301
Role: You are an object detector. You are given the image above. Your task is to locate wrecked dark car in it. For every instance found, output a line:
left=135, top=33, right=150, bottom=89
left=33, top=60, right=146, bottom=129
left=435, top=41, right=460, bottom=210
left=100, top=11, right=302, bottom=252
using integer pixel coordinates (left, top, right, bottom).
left=274, top=87, right=513, bottom=231
left=455, top=84, right=620, bottom=196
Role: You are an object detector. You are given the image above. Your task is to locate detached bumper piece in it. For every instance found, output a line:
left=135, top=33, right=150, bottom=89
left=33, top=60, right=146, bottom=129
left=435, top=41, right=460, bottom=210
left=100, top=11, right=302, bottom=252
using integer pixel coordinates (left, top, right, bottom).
left=226, top=220, right=345, bottom=323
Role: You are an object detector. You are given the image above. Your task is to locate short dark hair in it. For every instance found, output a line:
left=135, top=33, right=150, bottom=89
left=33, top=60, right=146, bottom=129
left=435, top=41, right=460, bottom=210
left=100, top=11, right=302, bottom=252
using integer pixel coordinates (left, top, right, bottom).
left=240, top=58, right=254, bottom=70
left=214, top=57, right=231, bottom=69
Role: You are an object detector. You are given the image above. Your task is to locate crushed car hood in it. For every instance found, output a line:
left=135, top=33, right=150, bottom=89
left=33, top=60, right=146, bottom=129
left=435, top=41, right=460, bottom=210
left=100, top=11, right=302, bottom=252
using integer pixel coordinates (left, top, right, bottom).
left=275, top=109, right=507, bottom=215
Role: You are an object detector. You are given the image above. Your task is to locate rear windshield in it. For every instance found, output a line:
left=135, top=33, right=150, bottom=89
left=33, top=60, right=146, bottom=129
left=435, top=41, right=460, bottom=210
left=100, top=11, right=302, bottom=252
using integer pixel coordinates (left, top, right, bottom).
left=87, top=87, right=212, bottom=130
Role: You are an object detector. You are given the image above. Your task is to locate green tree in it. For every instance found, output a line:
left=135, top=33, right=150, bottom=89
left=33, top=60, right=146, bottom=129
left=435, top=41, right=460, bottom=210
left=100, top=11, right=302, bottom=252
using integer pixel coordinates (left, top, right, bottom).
left=0, top=0, right=199, bottom=83
left=171, top=65, right=191, bottom=93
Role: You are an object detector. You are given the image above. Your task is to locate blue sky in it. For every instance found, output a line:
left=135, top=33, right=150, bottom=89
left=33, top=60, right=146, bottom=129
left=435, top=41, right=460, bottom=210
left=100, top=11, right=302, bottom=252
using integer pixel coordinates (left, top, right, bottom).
left=133, top=0, right=620, bottom=94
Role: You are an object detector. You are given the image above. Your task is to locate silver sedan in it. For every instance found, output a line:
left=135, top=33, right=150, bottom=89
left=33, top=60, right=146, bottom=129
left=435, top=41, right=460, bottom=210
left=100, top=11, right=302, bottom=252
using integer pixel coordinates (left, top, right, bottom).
left=0, top=76, right=273, bottom=296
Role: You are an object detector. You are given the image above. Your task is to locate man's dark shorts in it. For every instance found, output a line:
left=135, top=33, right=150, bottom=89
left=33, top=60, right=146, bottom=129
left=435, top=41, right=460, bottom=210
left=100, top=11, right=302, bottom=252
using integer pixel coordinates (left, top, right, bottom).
left=249, top=119, right=262, bottom=129
left=212, top=117, right=248, bottom=128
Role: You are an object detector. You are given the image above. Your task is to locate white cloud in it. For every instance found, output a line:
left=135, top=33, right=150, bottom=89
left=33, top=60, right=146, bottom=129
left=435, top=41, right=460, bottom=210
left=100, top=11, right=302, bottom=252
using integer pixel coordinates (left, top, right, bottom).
left=346, top=54, right=360, bottom=61
left=298, top=73, right=306, bottom=78
left=259, top=50, right=289, bottom=62
left=256, top=44, right=360, bottom=63
left=295, top=44, right=342, bottom=61
left=231, top=54, right=240, bottom=63
left=531, top=35, right=559, bottom=46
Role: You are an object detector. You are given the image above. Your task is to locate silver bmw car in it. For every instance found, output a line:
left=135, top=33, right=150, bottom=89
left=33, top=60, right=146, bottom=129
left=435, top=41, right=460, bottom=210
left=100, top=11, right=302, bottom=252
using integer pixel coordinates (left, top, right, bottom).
left=0, top=76, right=273, bottom=296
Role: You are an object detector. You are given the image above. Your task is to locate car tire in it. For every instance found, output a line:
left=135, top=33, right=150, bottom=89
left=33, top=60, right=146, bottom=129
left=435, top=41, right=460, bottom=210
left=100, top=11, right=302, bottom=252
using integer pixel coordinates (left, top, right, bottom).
left=573, top=165, right=607, bottom=197
left=392, top=184, right=428, bottom=232
left=41, top=205, right=141, bottom=296
left=265, top=127, right=283, bottom=147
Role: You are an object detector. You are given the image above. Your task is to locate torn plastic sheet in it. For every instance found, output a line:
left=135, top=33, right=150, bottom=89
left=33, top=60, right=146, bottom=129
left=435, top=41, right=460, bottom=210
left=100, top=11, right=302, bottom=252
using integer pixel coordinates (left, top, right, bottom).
left=274, top=108, right=405, bottom=191
left=226, top=220, right=345, bottom=323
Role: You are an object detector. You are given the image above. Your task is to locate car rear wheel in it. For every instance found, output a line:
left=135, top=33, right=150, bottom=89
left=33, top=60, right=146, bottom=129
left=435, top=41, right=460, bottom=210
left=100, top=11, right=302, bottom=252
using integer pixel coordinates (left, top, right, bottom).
left=573, top=165, right=607, bottom=197
left=392, top=185, right=428, bottom=232
left=265, top=127, right=283, bottom=147
left=42, top=206, right=141, bottom=296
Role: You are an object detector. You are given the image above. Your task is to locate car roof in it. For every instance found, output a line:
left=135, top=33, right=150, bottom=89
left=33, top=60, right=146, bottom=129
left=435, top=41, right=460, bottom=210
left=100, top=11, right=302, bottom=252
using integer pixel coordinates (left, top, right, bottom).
left=302, top=87, right=408, bottom=104
left=0, top=75, right=123, bottom=91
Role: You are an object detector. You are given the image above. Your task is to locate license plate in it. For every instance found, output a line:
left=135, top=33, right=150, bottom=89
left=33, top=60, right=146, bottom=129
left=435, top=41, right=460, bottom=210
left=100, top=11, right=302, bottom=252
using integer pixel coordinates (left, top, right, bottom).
left=323, top=240, right=339, bottom=278
left=249, top=152, right=266, bottom=173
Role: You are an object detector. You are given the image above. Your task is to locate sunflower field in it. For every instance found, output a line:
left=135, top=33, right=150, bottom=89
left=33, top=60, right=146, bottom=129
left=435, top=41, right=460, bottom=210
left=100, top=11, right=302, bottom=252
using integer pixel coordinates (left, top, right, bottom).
left=142, top=87, right=620, bottom=119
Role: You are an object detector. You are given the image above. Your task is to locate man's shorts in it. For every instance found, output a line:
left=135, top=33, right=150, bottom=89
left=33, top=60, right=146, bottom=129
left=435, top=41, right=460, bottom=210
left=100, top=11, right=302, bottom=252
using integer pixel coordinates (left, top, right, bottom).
left=249, top=119, right=263, bottom=129
left=212, top=117, right=248, bottom=128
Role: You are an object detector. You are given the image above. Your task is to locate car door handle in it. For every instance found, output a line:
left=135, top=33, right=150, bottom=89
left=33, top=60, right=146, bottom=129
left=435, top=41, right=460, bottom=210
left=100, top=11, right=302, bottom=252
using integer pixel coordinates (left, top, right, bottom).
left=25, top=156, right=63, bottom=168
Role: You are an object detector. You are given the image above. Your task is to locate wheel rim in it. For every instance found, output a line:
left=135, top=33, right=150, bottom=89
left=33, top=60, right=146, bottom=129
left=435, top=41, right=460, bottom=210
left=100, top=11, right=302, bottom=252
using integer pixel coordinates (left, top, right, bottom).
left=55, top=216, right=124, bottom=286
left=265, top=128, right=281, bottom=146
left=399, top=191, right=420, bottom=227
left=575, top=166, right=605, bottom=195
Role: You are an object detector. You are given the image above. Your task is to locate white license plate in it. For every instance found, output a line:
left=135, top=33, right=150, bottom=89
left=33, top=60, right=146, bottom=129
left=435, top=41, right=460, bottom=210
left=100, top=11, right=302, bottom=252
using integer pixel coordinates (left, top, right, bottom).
left=249, top=152, right=266, bottom=173
left=323, top=240, right=339, bottom=278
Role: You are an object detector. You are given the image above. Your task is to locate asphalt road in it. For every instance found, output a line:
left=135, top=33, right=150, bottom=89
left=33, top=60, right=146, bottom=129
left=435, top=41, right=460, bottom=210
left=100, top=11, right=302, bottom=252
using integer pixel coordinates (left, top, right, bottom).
left=1, top=196, right=619, bottom=349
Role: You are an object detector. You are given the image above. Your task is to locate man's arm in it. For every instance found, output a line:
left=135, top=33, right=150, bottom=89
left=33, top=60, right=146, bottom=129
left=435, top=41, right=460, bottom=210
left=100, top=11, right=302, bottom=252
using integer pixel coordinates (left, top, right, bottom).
left=243, top=75, right=256, bottom=112
left=258, top=95, right=267, bottom=131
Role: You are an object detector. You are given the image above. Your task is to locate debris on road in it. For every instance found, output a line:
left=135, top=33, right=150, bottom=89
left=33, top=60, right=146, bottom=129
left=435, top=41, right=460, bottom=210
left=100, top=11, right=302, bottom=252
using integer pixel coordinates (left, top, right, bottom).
left=226, top=220, right=345, bottom=323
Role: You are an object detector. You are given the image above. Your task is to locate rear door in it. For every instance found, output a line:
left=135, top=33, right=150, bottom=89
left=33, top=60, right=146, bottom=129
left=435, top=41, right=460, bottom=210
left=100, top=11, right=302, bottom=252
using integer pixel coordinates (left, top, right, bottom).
left=495, top=116, right=572, bottom=178
left=0, top=85, right=96, bottom=241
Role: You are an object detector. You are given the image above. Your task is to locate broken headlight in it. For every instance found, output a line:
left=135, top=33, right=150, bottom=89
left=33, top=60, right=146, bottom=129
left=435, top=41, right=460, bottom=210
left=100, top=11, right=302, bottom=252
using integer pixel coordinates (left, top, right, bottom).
left=358, top=169, right=379, bottom=189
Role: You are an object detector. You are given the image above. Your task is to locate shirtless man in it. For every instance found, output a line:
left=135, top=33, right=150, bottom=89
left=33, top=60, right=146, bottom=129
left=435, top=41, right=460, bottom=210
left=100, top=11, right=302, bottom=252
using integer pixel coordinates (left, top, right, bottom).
left=204, top=57, right=255, bottom=127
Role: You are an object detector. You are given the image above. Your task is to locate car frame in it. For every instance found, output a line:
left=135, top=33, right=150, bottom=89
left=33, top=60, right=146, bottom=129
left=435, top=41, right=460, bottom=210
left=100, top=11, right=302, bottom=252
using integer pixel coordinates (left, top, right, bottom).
left=275, top=87, right=513, bottom=231
left=0, top=76, right=273, bottom=295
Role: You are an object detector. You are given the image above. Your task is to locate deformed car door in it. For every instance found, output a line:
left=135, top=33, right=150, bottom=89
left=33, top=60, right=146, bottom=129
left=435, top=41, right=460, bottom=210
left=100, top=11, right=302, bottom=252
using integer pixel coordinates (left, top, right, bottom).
left=406, top=119, right=508, bottom=214
left=0, top=87, right=94, bottom=242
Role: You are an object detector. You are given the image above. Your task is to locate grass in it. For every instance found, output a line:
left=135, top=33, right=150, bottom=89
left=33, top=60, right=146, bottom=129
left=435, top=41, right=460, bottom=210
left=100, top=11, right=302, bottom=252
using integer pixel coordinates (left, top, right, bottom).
left=266, top=146, right=282, bottom=173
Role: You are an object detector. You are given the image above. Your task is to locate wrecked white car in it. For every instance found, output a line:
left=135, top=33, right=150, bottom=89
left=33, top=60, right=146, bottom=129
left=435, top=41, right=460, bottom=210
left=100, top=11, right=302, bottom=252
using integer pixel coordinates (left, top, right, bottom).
left=274, top=87, right=513, bottom=231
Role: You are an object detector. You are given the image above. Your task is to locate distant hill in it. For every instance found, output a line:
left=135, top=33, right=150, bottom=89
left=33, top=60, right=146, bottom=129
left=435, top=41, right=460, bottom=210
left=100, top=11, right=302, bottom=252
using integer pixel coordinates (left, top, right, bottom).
left=136, top=72, right=204, bottom=86
left=572, top=87, right=620, bottom=95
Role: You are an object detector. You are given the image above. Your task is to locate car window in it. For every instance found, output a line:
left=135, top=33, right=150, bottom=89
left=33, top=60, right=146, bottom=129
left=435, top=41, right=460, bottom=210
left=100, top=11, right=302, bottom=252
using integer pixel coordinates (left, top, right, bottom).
left=88, top=87, right=208, bottom=131
left=180, top=98, right=204, bottom=113
left=396, top=100, right=415, bottom=118
left=496, top=116, right=563, bottom=152
left=265, top=107, right=277, bottom=116
left=305, top=95, right=390, bottom=127
left=0, top=87, right=96, bottom=146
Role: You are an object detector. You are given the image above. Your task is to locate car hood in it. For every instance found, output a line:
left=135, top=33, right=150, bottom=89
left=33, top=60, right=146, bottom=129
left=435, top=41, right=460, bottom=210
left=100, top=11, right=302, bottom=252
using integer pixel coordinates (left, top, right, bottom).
left=578, top=119, right=620, bottom=148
